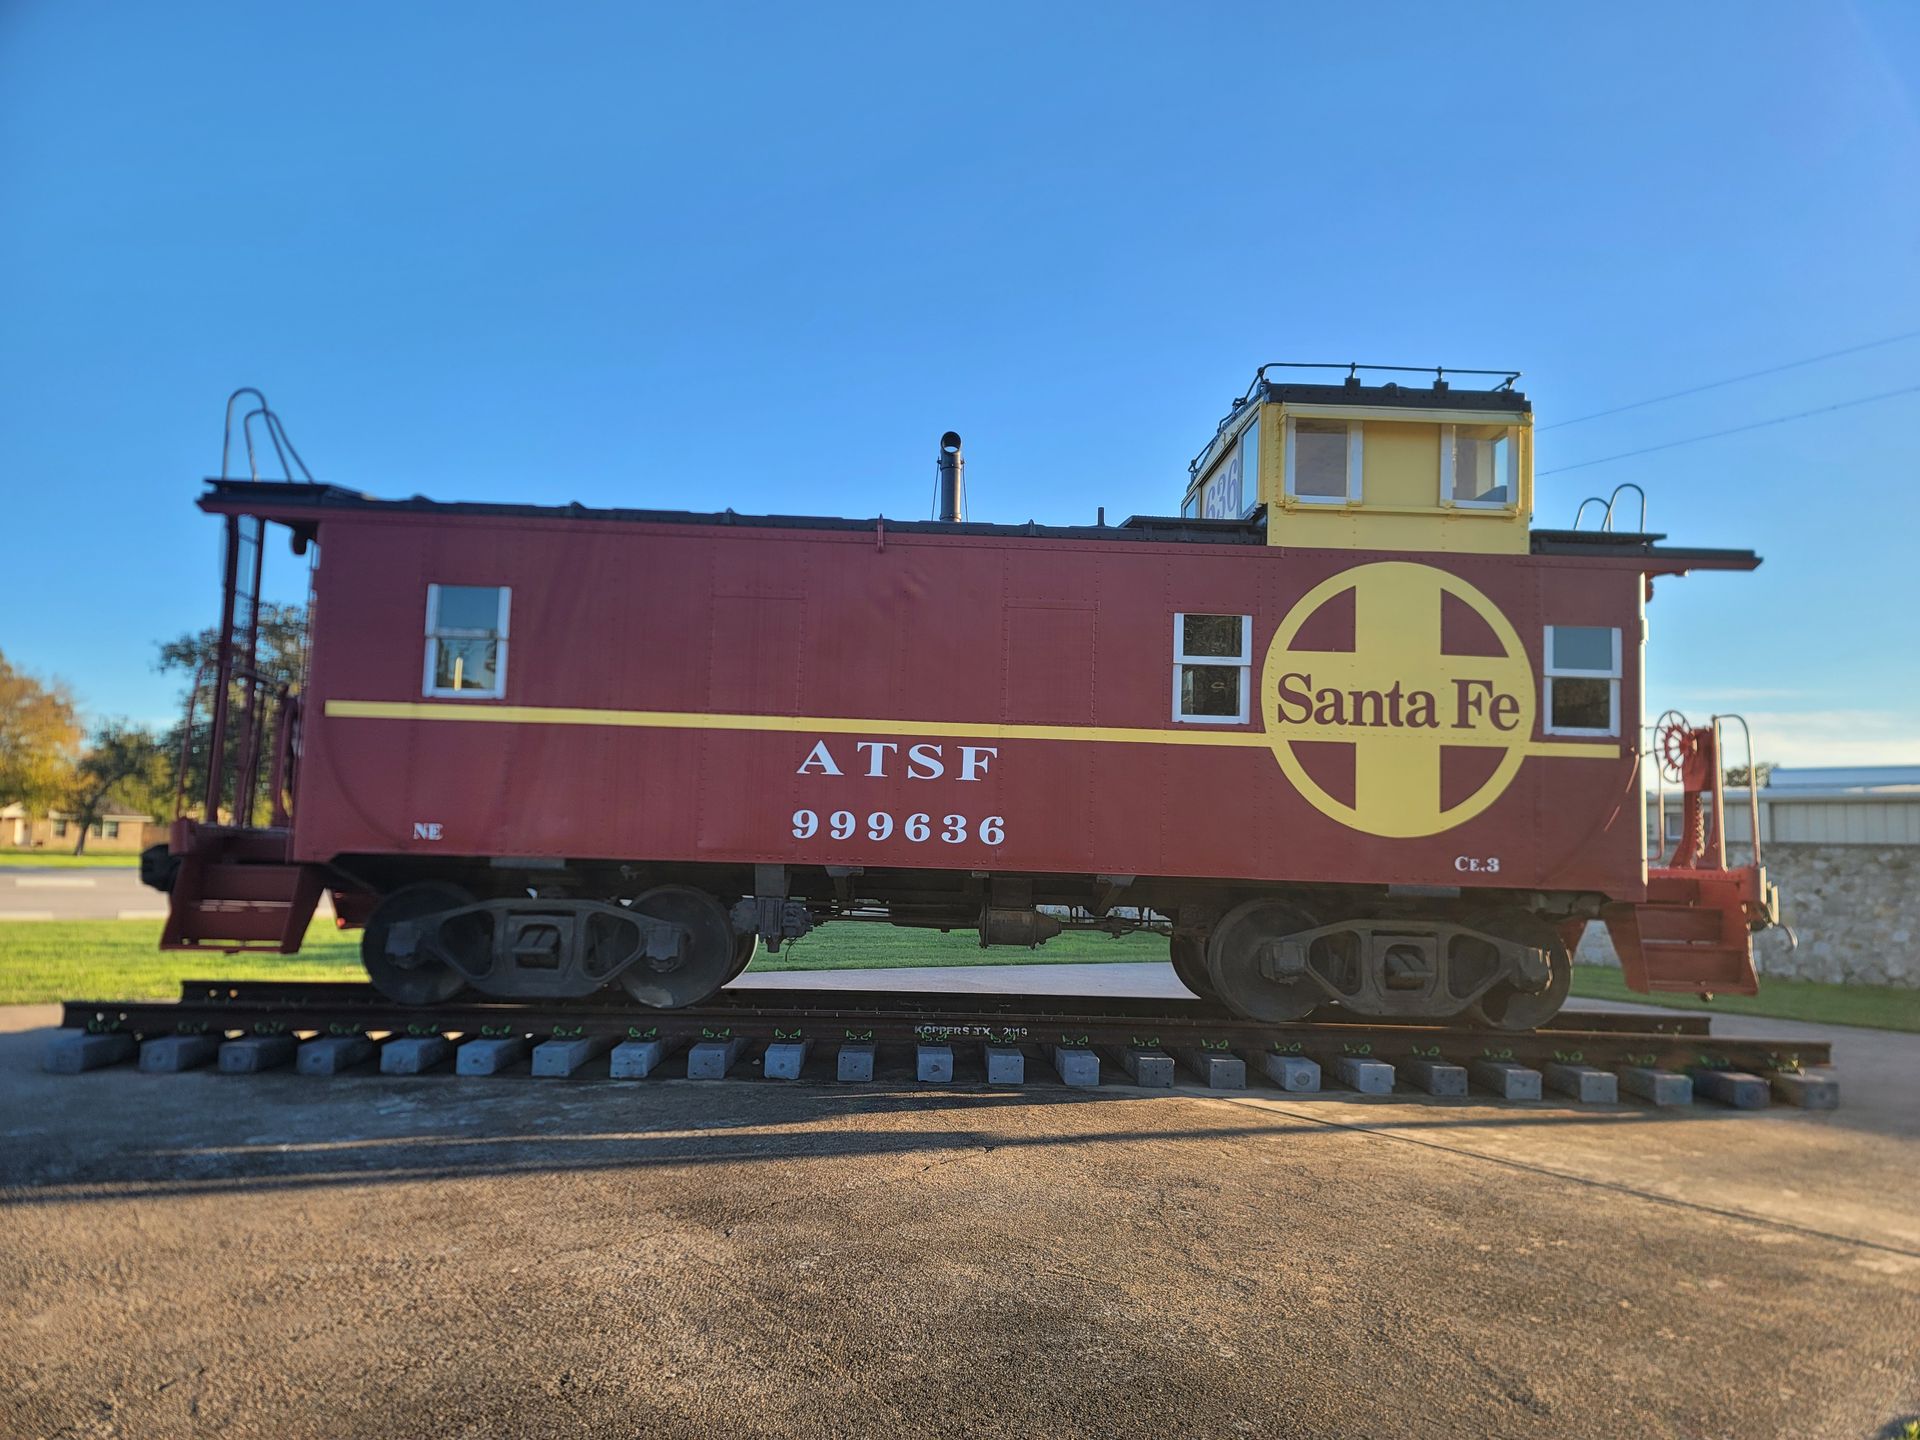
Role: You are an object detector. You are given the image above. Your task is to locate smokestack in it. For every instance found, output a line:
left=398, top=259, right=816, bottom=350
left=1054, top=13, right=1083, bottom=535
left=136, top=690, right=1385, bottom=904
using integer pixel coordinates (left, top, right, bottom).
left=935, top=431, right=964, bottom=522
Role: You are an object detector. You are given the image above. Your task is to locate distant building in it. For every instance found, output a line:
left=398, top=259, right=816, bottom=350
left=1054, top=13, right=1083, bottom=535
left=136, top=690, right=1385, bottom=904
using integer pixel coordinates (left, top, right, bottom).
left=0, top=803, right=163, bottom=853
left=1647, top=771, right=1920, bottom=848
left=1766, top=765, right=1920, bottom=793
left=1597, top=758, right=1920, bottom=989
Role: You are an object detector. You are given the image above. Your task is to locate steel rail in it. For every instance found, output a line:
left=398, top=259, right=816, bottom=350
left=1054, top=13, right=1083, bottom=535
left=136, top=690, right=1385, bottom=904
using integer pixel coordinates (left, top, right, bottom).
left=164, top=978, right=1714, bottom=1033
left=59, top=983, right=1829, bottom=1078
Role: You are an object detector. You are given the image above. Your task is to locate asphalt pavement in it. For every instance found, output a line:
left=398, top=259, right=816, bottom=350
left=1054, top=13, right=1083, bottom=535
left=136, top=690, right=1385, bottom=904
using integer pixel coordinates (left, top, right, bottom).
left=1, top=969, right=1915, bottom=1439
left=0, top=866, right=164, bottom=921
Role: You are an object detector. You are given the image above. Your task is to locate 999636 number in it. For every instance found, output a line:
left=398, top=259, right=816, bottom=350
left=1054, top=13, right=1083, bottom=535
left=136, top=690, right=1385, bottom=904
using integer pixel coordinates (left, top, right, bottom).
left=791, top=810, right=1005, bottom=846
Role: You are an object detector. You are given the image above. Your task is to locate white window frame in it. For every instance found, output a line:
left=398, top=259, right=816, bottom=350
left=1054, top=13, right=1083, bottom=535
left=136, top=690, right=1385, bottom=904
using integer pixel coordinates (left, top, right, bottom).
left=1171, top=613, right=1253, bottom=725
left=1233, top=417, right=1261, bottom=518
left=1542, top=625, right=1621, bottom=737
left=1440, top=424, right=1519, bottom=510
left=423, top=583, right=512, bottom=700
left=1283, top=417, right=1362, bottom=505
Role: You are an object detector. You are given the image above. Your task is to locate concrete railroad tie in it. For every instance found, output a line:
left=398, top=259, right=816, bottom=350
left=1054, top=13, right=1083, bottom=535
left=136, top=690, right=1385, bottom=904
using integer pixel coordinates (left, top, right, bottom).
left=610, top=1038, right=674, bottom=1079
left=300, top=1036, right=378, bottom=1075
left=220, top=1036, right=298, bottom=1074
left=1617, top=1066, right=1693, bottom=1107
left=532, top=1035, right=612, bottom=1077
left=456, top=1037, right=528, bottom=1076
left=1692, top=1069, right=1770, bottom=1110
left=1333, top=1055, right=1394, bottom=1094
left=687, top=1037, right=748, bottom=1080
left=1544, top=1063, right=1619, bottom=1105
left=1117, top=1048, right=1175, bottom=1088
left=1180, top=1050, right=1247, bottom=1090
left=1051, top=1046, right=1100, bottom=1088
left=380, top=1036, right=451, bottom=1075
left=43, top=1031, right=136, bottom=1074
left=1470, top=1060, right=1543, bottom=1101
left=762, top=1040, right=812, bottom=1081
left=1768, top=1070, right=1839, bottom=1109
left=1264, top=1054, right=1321, bottom=1092
left=836, top=1042, right=876, bottom=1083
left=984, top=1045, right=1024, bottom=1085
left=140, top=1034, right=220, bottom=1073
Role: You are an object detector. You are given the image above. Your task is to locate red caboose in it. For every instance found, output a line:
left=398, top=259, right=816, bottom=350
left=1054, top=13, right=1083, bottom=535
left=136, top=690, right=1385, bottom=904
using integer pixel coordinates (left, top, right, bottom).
left=150, top=370, right=1778, bottom=1030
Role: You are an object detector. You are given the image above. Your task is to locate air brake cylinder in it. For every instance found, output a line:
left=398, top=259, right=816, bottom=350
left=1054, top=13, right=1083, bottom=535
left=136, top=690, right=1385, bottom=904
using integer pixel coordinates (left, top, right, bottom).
left=936, top=431, right=965, bottom=522
left=978, top=906, right=1063, bottom=948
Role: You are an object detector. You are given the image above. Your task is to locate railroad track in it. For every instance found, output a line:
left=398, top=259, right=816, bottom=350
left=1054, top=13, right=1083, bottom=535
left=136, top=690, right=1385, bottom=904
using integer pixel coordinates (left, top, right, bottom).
left=43, top=980, right=1838, bottom=1111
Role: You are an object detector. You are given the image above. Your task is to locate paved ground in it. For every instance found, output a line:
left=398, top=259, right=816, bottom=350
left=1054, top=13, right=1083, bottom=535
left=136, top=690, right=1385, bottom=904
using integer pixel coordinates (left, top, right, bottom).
left=0, top=867, right=164, bottom=922
left=1, top=974, right=1916, bottom=1439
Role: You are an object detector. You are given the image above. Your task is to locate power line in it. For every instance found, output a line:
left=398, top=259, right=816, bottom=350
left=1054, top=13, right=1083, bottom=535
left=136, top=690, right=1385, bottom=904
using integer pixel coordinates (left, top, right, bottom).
left=1538, top=382, right=1920, bottom=476
left=1541, top=328, right=1920, bottom=431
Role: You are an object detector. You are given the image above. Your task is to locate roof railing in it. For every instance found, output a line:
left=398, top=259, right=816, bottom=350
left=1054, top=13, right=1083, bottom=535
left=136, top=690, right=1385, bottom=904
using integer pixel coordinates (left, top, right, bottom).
left=1189, top=361, right=1525, bottom=479
left=220, top=387, right=314, bottom=483
left=1246, top=361, right=1522, bottom=402
left=1571, top=481, right=1648, bottom=533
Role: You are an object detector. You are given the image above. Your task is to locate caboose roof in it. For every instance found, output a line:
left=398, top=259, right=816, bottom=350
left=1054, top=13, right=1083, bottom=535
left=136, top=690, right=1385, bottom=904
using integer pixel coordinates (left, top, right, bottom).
left=197, top=480, right=1270, bottom=545
left=197, top=479, right=1758, bottom=571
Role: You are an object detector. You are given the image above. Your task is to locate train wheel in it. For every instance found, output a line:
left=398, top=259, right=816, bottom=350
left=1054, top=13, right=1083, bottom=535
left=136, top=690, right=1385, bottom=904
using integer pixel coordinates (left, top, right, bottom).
left=1464, top=911, right=1572, bottom=1031
left=361, top=881, right=474, bottom=1006
left=1205, top=898, right=1321, bottom=1022
left=727, top=931, right=761, bottom=982
left=621, top=884, right=737, bottom=1008
left=1168, top=933, right=1214, bottom=999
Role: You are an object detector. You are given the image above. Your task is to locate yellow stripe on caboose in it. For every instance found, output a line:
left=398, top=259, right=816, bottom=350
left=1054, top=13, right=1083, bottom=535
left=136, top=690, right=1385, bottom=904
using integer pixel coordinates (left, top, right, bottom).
left=322, top=698, right=1614, bottom=760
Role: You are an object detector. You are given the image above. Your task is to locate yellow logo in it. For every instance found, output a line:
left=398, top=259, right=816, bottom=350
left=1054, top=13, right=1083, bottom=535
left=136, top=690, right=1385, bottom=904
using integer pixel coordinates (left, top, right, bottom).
left=1262, top=561, right=1541, bottom=838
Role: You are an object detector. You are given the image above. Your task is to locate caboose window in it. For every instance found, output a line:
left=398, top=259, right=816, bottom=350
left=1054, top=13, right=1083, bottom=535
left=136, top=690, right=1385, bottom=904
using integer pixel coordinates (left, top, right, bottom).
left=1173, top=613, right=1252, bottom=724
left=1543, top=625, right=1620, bottom=736
left=1442, top=424, right=1517, bottom=508
left=424, top=584, right=510, bottom=699
left=1285, top=419, right=1361, bottom=504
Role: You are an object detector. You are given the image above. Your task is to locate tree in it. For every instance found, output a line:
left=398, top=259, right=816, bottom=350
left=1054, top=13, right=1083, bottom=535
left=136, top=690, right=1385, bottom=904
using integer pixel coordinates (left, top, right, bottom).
left=0, top=649, right=83, bottom=812
left=155, top=602, right=310, bottom=824
left=1725, top=761, right=1776, bottom=788
left=61, top=723, right=171, bottom=855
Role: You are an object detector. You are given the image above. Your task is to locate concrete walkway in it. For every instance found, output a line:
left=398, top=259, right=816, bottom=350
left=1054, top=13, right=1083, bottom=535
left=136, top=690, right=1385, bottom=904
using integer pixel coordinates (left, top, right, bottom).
left=731, top=959, right=1188, bottom=997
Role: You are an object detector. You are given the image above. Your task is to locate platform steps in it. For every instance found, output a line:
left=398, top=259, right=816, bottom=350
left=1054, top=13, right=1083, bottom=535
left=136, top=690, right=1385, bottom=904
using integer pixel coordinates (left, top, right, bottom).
left=42, top=1030, right=1838, bottom=1110
left=158, top=828, right=321, bottom=953
left=1605, top=871, right=1762, bottom=996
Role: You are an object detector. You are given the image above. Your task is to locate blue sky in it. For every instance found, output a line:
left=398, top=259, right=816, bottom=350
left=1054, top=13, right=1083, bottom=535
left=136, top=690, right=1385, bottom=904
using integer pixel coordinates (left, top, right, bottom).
left=2, top=2, right=1917, bottom=765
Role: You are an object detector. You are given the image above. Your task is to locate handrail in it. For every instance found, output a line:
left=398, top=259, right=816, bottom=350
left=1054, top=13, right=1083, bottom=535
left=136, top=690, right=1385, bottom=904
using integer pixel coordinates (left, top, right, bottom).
left=173, top=661, right=209, bottom=821
left=1713, top=713, right=1763, bottom=868
left=267, top=688, right=299, bottom=828
left=1642, top=719, right=1667, bottom=864
left=1573, top=496, right=1610, bottom=531
left=219, top=387, right=314, bottom=482
left=1604, top=482, right=1647, bottom=533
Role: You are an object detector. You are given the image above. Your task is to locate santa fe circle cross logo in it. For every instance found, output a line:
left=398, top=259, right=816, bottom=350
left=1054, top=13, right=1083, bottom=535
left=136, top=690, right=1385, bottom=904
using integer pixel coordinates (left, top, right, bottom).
left=1261, top=561, right=1541, bottom=839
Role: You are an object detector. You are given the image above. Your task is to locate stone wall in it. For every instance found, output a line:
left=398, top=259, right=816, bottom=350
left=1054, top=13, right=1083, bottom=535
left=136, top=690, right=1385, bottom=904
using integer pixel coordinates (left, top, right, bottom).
left=1573, top=842, right=1918, bottom=988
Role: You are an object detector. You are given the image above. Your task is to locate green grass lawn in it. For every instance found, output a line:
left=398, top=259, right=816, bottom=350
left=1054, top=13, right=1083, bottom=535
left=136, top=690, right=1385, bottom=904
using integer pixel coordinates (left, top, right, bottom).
left=4, top=916, right=1913, bottom=1032
left=1568, top=964, right=1920, bottom=1034
left=0, top=850, right=140, bottom=868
